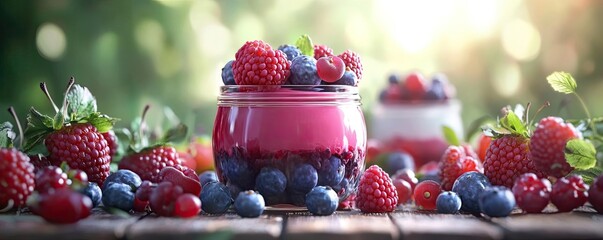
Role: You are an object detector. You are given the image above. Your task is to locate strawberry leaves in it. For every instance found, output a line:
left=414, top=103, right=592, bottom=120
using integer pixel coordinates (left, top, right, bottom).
left=565, top=139, right=597, bottom=170
left=66, top=84, right=97, bottom=121
left=483, top=106, right=530, bottom=139
left=295, top=34, right=314, bottom=57
left=547, top=72, right=577, bottom=94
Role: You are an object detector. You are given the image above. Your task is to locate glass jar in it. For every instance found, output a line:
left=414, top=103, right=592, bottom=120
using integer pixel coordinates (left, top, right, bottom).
left=212, top=85, right=367, bottom=207
left=371, top=100, right=463, bottom=167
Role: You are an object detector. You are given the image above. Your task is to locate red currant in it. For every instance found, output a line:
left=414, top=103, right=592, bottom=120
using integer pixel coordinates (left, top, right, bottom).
left=28, top=188, right=92, bottom=224
left=35, top=166, right=68, bottom=193
left=393, top=179, right=412, bottom=205
left=174, top=193, right=201, bottom=218
left=316, top=56, right=345, bottom=82
left=551, top=175, right=589, bottom=212
left=512, top=173, right=551, bottom=213
left=413, top=180, right=442, bottom=210
left=588, top=175, right=603, bottom=213
left=149, top=181, right=184, bottom=217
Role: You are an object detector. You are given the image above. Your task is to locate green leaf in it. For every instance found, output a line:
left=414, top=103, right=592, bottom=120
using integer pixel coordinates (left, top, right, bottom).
left=0, top=122, right=15, bottom=148
left=295, top=34, right=314, bottom=57
left=52, top=111, right=65, bottom=130
left=565, top=139, right=597, bottom=170
left=23, top=108, right=54, bottom=154
left=500, top=111, right=528, bottom=137
left=161, top=123, right=188, bottom=144
left=571, top=166, right=603, bottom=185
left=85, top=112, right=117, bottom=133
left=547, top=71, right=577, bottom=94
left=442, top=125, right=460, bottom=146
left=465, top=116, right=493, bottom=141
left=66, top=84, right=97, bottom=121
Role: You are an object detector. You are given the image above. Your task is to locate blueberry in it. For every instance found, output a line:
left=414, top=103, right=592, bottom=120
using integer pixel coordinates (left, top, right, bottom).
left=234, top=190, right=265, bottom=218
left=289, top=190, right=307, bottom=207
left=419, top=172, right=441, bottom=184
left=290, top=56, right=321, bottom=85
left=264, top=193, right=288, bottom=206
left=385, top=151, right=415, bottom=174
left=425, top=78, right=446, bottom=100
left=103, top=170, right=142, bottom=191
left=317, top=156, right=345, bottom=187
left=479, top=186, right=515, bottom=217
left=436, top=191, right=462, bottom=214
left=388, top=73, right=399, bottom=84
left=332, top=178, right=349, bottom=193
left=305, top=186, right=338, bottom=216
left=221, top=60, right=236, bottom=85
left=199, top=170, right=218, bottom=187
left=226, top=182, right=242, bottom=199
left=278, top=45, right=302, bottom=61
left=288, top=164, right=318, bottom=193
left=200, top=182, right=233, bottom=214
left=102, top=182, right=134, bottom=211
left=255, top=167, right=287, bottom=197
left=80, top=182, right=102, bottom=208
left=326, top=70, right=356, bottom=86
left=452, top=172, right=491, bottom=213
left=223, top=156, right=255, bottom=190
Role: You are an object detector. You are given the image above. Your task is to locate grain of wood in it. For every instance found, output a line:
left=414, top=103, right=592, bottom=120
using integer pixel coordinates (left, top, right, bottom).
left=492, top=211, right=603, bottom=240
left=284, top=211, right=399, bottom=240
left=126, top=214, right=283, bottom=240
left=391, top=211, right=503, bottom=240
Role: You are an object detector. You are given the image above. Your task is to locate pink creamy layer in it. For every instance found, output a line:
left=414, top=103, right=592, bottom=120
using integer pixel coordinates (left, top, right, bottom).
left=213, top=90, right=366, bottom=152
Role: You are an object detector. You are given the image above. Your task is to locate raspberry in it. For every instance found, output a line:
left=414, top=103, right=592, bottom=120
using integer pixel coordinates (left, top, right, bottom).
left=588, top=175, right=603, bottom=213
left=438, top=146, right=481, bottom=191
left=484, top=135, right=545, bottom=188
left=337, top=50, right=363, bottom=80
left=531, top=117, right=582, bottom=178
left=29, top=155, right=51, bottom=173
left=413, top=180, right=442, bottom=210
left=35, top=166, right=68, bottom=193
left=551, top=175, right=589, bottom=212
left=511, top=173, right=551, bottom=213
left=232, top=40, right=290, bottom=85
left=118, top=146, right=181, bottom=183
left=356, top=165, right=398, bottom=213
left=313, top=44, right=334, bottom=60
left=45, top=123, right=111, bottom=186
left=102, top=130, right=118, bottom=159
left=0, top=148, right=35, bottom=211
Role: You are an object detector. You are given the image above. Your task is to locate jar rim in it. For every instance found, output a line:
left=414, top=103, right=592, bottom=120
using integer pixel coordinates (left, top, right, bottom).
left=218, top=85, right=361, bottom=106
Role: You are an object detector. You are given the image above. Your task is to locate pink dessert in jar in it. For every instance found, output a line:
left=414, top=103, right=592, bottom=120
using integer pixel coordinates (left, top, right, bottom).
left=213, top=38, right=366, bottom=207
left=371, top=72, right=463, bottom=168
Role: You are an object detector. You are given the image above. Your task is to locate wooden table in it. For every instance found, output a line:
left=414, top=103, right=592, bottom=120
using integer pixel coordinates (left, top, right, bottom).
left=1, top=206, right=602, bottom=240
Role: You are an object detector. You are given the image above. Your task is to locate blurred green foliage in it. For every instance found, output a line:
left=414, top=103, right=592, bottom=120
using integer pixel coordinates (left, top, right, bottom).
left=2, top=0, right=603, bottom=138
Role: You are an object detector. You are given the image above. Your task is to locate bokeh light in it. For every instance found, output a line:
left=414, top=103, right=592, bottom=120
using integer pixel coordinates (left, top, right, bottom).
left=36, top=23, right=67, bottom=60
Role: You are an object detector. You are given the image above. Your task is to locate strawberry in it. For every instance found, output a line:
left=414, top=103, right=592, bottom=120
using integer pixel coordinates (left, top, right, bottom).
left=22, top=79, right=116, bottom=186
left=438, top=145, right=481, bottom=191
left=157, top=166, right=201, bottom=196
left=116, top=105, right=188, bottom=183
left=530, top=117, right=582, bottom=178
left=483, top=107, right=545, bottom=188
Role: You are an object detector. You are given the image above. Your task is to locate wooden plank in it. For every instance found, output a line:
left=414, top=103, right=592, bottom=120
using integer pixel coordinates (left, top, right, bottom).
left=126, top=214, right=283, bottom=240
left=391, top=211, right=503, bottom=240
left=0, top=209, right=139, bottom=240
left=284, top=211, right=399, bottom=240
left=492, top=210, right=603, bottom=240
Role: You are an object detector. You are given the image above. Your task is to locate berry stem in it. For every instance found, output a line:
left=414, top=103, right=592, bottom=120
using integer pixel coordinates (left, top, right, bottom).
left=7, top=107, right=24, bottom=148
left=573, top=92, right=598, bottom=138
left=137, top=105, right=151, bottom=145
left=39, top=82, right=59, bottom=113
left=60, top=77, right=75, bottom=117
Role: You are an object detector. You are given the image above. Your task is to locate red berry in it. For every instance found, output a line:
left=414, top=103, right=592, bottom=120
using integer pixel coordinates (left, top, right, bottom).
left=174, top=193, right=201, bottom=218
left=119, top=146, right=181, bottom=183
left=393, top=179, right=412, bottom=205
left=149, top=181, right=184, bottom=217
left=512, top=173, right=551, bottom=213
left=102, top=130, right=118, bottom=158
left=356, top=165, right=398, bottom=213
left=232, top=40, right=291, bottom=85
left=158, top=166, right=202, bottom=196
left=313, top=44, right=334, bottom=60
left=135, top=180, right=156, bottom=202
left=68, top=169, right=89, bottom=187
left=484, top=135, right=544, bottom=188
left=35, top=166, right=68, bottom=193
left=392, top=169, right=418, bottom=191
left=45, top=123, right=111, bottom=186
left=588, top=175, right=603, bottom=213
left=29, top=155, right=51, bottom=173
left=337, top=50, right=363, bottom=80
left=476, top=134, right=491, bottom=162
left=413, top=180, right=442, bottom=210
left=133, top=196, right=149, bottom=212
left=531, top=117, right=582, bottom=178
left=383, top=84, right=402, bottom=102
left=402, top=72, right=427, bottom=100
left=29, top=188, right=92, bottom=224
left=439, top=146, right=481, bottom=191
left=0, top=148, right=35, bottom=211
left=316, top=56, right=345, bottom=82
left=551, top=175, right=589, bottom=212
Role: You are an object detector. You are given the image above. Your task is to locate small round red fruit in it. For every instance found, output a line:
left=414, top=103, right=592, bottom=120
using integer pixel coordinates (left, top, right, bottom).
left=29, top=188, right=92, bottom=224
left=35, top=166, right=68, bottom=193
left=393, top=179, right=412, bottom=205
left=316, top=56, right=345, bottom=82
left=402, top=72, right=427, bottom=100
left=413, top=180, right=442, bottom=210
left=174, top=193, right=201, bottom=218
left=588, top=175, right=603, bottom=213
left=551, top=175, right=588, bottom=212
left=512, top=173, right=551, bottom=213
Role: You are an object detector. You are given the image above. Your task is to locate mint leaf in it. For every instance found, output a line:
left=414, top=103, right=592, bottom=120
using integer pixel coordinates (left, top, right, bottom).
left=565, top=139, right=597, bottom=170
left=66, top=84, right=97, bottom=121
left=23, top=108, right=54, bottom=154
left=0, top=122, right=15, bottom=148
left=500, top=111, right=528, bottom=137
left=442, top=125, right=460, bottom=146
left=547, top=72, right=577, bottom=94
left=85, top=112, right=117, bottom=133
left=295, top=34, right=314, bottom=57
left=161, top=123, right=188, bottom=144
